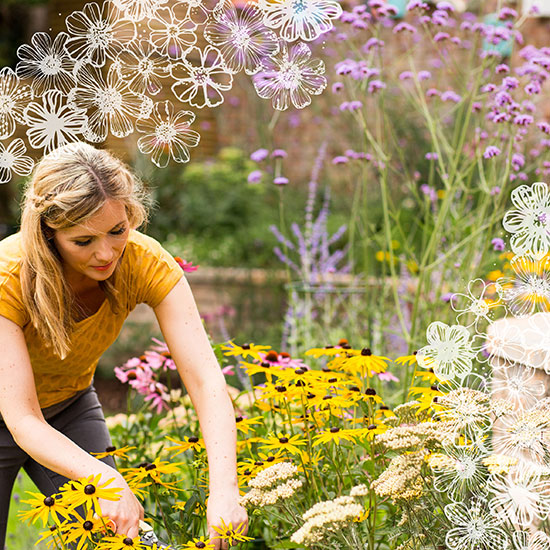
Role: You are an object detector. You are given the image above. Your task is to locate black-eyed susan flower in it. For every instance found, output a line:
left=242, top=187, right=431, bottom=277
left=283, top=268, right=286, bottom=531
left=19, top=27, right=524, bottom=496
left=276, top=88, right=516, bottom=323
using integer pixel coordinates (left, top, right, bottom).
left=211, top=518, right=252, bottom=545
left=260, top=434, right=307, bottom=456
left=19, top=492, right=69, bottom=527
left=182, top=536, right=215, bottom=549
left=340, top=348, right=391, bottom=377
left=64, top=509, right=106, bottom=550
left=238, top=359, right=278, bottom=381
left=394, top=354, right=418, bottom=367
left=96, top=533, right=145, bottom=549
left=121, top=458, right=183, bottom=491
left=235, top=415, right=264, bottom=435
left=221, top=341, right=271, bottom=361
left=164, top=435, right=205, bottom=454
left=91, top=445, right=136, bottom=460
left=312, top=427, right=358, bottom=446
left=35, top=524, right=68, bottom=549
left=60, top=474, right=122, bottom=513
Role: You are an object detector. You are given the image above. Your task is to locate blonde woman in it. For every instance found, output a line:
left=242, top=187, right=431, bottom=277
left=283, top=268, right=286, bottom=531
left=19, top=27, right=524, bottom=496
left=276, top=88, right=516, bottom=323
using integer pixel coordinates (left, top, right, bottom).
left=0, top=142, right=247, bottom=549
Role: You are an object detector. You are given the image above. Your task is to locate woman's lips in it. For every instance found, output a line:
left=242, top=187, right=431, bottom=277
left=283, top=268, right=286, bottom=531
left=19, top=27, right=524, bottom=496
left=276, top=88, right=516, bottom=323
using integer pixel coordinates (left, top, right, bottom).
left=91, top=261, right=113, bottom=271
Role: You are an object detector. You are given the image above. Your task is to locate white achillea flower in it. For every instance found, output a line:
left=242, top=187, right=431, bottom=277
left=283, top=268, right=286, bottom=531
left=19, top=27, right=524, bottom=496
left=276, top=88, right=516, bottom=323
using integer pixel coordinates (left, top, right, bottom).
left=258, top=0, right=343, bottom=42
left=497, top=255, right=550, bottom=317
left=416, top=322, right=476, bottom=381
left=503, top=182, right=550, bottom=260
left=444, top=497, right=509, bottom=550
left=248, top=461, right=299, bottom=489
left=488, top=462, right=550, bottom=529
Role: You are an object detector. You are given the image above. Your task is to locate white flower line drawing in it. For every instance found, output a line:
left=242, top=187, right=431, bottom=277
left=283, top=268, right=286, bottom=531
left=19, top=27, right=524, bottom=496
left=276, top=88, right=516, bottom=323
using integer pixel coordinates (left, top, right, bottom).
left=0, top=139, right=34, bottom=184
left=0, top=0, right=336, bottom=170
left=451, top=278, right=503, bottom=330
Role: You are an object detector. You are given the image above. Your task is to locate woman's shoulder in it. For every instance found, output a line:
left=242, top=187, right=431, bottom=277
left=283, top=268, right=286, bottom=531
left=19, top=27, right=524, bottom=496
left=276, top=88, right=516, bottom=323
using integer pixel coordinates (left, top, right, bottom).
left=0, top=232, right=23, bottom=277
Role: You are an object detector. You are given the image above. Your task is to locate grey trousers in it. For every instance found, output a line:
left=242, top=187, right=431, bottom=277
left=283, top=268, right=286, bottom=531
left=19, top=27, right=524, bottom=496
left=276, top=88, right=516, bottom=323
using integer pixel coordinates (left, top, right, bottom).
left=0, top=386, right=117, bottom=549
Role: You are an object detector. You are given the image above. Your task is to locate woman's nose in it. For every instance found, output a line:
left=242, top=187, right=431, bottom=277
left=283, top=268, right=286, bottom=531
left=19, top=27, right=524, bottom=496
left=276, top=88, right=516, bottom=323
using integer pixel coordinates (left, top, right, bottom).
left=93, top=240, right=116, bottom=263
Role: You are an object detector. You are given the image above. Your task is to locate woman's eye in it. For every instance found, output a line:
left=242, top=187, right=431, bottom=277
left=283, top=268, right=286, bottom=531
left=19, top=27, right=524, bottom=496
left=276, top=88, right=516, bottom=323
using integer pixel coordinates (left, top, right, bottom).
left=73, top=228, right=125, bottom=246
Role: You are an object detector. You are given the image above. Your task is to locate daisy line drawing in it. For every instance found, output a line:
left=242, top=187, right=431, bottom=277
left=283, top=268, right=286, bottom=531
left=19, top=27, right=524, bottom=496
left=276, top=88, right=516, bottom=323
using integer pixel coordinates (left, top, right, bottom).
left=497, top=255, right=550, bottom=317
left=67, top=64, right=150, bottom=142
left=253, top=41, right=327, bottom=111
left=502, top=182, right=550, bottom=261
left=15, top=32, right=76, bottom=97
left=0, top=139, right=34, bottom=184
left=204, top=2, right=280, bottom=75
left=136, top=100, right=200, bottom=167
left=147, top=6, right=197, bottom=59
left=0, top=67, right=33, bottom=140
left=24, top=89, right=87, bottom=153
left=64, top=2, right=136, bottom=68
left=170, top=45, right=233, bottom=108
left=258, top=0, right=343, bottom=42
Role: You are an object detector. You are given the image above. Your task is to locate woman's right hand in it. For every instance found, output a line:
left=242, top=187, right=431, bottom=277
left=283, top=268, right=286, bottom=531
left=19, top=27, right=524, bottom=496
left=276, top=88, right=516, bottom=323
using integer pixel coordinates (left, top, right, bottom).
left=98, top=474, right=144, bottom=539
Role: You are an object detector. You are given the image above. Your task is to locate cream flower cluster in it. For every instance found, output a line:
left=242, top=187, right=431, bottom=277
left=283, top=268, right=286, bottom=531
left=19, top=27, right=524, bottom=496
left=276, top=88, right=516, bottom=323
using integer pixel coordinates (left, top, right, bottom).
left=371, top=451, right=426, bottom=503
left=240, top=461, right=303, bottom=508
left=376, top=420, right=456, bottom=451
left=290, top=496, right=364, bottom=546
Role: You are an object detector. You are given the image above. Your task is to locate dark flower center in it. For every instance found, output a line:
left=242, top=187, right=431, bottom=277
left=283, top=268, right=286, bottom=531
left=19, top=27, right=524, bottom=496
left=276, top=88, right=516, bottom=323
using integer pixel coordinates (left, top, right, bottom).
left=306, top=393, right=315, bottom=399
left=279, top=437, right=289, bottom=443
left=241, top=343, right=250, bottom=350
left=261, top=362, right=271, bottom=368
left=266, top=456, right=275, bottom=462
left=43, top=496, right=55, bottom=507
left=265, top=350, right=279, bottom=362
left=106, top=446, right=117, bottom=453
left=145, top=463, right=156, bottom=471
left=254, top=461, right=263, bottom=466
left=368, top=424, right=377, bottom=430
left=123, top=537, right=133, bottom=545
left=196, top=543, right=206, bottom=549
left=296, top=380, right=306, bottom=387
left=83, top=520, right=94, bottom=531
left=361, top=348, right=372, bottom=356
left=330, top=427, right=340, bottom=433
left=350, top=386, right=360, bottom=392
left=188, top=436, right=199, bottom=443
left=235, top=416, right=243, bottom=422
left=365, top=388, right=377, bottom=396
left=338, top=339, right=348, bottom=346
left=275, top=385, right=286, bottom=392
left=84, top=485, right=96, bottom=495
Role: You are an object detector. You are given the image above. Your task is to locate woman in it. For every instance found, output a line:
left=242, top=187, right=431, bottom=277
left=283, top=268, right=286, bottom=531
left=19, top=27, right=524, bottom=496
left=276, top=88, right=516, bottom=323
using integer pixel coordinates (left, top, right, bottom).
left=0, top=142, right=247, bottom=549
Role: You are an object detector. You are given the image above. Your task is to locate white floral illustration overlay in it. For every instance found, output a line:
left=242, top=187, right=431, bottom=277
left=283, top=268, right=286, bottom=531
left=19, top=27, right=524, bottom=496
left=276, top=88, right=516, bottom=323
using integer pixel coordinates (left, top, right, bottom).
left=423, top=181, right=550, bottom=547
left=0, top=0, right=339, bottom=176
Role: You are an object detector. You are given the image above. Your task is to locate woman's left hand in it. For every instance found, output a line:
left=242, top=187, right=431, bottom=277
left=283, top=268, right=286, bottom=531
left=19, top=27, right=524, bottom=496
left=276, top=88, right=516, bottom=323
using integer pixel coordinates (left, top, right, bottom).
left=207, top=491, right=249, bottom=550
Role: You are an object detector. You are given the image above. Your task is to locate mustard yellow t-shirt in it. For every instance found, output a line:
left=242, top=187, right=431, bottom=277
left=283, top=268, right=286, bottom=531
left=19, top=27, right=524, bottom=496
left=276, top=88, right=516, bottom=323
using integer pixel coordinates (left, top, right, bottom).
left=0, top=229, right=184, bottom=408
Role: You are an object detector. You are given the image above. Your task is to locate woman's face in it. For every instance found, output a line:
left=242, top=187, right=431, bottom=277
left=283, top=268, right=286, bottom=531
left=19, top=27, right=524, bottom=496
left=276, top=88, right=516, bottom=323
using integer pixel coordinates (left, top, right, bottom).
left=51, top=199, right=130, bottom=290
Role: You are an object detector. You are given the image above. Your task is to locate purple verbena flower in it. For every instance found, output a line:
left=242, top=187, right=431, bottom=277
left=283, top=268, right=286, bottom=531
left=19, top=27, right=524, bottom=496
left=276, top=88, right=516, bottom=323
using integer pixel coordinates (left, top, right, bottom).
left=332, top=82, right=344, bottom=93
left=511, top=153, right=525, bottom=171
left=418, top=70, right=432, bottom=80
left=274, top=176, right=289, bottom=185
left=425, top=152, right=438, bottom=160
left=272, top=149, right=287, bottom=158
left=502, top=76, right=519, bottom=90
left=483, top=145, right=501, bottom=159
left=526, top=81, right=541, bottom=95
left=441, top=90, right=461, bottom=102
left=437, top=1, right=455, bottom=11
left=368, top=80, right=386, bottom=93
left=490, top=186, right=501, bottom=195
left=495, top=63, right=510, bottom=73
left=394, top=22, right=416, bottom=34
left=250, top=148, right=269, bottom=162
left=332, top=156, right=349, bottom=164
left=491, top=237, right=505, bottom=251
left=248, top=170, right=263, bottom=183
left=434, top=32, right=450, bottom=42
left=537, top=121, right=550, bottom=134
left=472, top=102, right=482, bottom=112
left=514, top=114, right=534, bottom=126
left=399, top=71, right=414, bottom=80
left=427, top=88, right=440, bottom=97
left=499, top=7, right=517, bottom=20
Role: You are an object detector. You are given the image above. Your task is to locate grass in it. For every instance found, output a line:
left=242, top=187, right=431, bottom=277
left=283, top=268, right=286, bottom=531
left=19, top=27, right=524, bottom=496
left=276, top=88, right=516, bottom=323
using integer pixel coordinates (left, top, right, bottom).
left=6, top=471, right=46, bottom=550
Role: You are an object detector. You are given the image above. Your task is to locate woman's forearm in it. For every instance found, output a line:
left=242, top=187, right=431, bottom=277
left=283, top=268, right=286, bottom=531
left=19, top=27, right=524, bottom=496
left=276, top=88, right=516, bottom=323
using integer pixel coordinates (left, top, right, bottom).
left=184, top=376, right=239, bottom=496
left=11, top=413, right=123, bottom=485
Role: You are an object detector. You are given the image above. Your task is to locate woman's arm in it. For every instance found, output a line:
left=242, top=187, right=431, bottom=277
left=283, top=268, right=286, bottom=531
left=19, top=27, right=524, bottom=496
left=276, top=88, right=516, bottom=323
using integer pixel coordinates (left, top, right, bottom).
left=0, top=315, right=144, bottom=537
left=153, top=276, right=248, bottom=550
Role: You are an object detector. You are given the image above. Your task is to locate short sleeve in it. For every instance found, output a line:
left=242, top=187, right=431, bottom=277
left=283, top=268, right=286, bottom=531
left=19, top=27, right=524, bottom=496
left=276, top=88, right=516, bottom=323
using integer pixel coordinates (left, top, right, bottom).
left=0, top=270, right=29, bottom=328
left=129, top=232, right=185, bottom=308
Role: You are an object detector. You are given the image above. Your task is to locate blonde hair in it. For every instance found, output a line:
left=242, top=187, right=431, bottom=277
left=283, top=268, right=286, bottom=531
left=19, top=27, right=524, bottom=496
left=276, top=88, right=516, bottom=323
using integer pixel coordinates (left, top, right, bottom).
left=19, top=142, right=151, bottom=360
